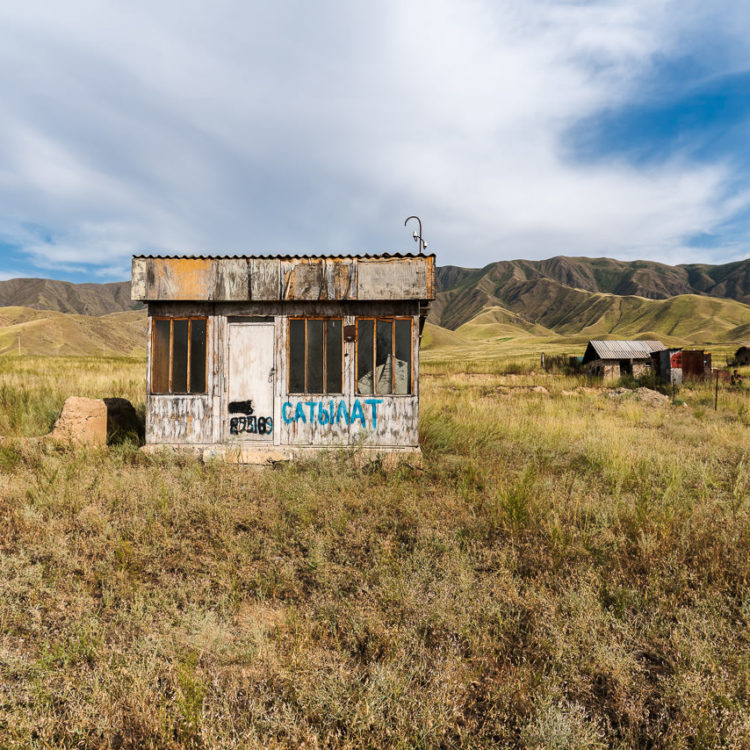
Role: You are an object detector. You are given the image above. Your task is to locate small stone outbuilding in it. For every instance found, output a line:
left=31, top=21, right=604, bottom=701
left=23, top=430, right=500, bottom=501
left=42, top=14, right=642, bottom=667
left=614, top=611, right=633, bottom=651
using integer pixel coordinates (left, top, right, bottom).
left=582, top=340, right=665, bottom=382
left=131, top=254, right=435, bottom=463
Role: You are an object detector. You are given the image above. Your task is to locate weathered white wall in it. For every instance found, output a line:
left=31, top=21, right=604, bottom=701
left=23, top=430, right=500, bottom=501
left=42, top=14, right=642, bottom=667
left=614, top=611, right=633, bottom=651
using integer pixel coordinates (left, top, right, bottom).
left=145, top=301, right=422, bottom=449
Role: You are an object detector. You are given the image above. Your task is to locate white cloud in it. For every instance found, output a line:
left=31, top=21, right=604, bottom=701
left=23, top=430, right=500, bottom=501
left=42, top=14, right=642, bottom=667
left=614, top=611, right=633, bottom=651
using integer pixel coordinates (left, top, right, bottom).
left=0, top=0, right=748, bottom=277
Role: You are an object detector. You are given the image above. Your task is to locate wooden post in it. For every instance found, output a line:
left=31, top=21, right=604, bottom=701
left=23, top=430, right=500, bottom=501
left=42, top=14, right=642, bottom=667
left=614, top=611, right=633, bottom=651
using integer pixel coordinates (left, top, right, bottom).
left=715, top=369, right=719, bottom=411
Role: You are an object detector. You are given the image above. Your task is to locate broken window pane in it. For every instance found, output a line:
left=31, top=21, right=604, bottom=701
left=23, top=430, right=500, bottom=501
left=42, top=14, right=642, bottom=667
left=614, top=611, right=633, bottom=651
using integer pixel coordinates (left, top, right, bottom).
left=189, top=319, right=207, bottom=393
left=152, top=319, right=170, bottom=393
left=375, top=319, right=393, bottom=395
left=326, top=319, right=342, bottom=393
left=307, top=319, right=324, bottom=393
left=394, top=319, right=412, bottom=394
left=289, top=319, right=305, bottom=393
left=172, top=319, right=189, bottom=392
left=357, top=319, right=374, bottom=394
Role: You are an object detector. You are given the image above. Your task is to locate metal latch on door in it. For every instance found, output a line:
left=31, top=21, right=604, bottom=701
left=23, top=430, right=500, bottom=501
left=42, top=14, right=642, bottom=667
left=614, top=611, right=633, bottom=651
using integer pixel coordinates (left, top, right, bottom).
left=268, top=367, right=275, bottom=383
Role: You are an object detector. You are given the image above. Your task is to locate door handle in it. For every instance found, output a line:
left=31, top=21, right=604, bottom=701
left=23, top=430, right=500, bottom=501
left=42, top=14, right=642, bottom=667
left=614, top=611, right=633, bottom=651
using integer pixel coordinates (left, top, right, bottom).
left=268, top=367, right=275, bottom=383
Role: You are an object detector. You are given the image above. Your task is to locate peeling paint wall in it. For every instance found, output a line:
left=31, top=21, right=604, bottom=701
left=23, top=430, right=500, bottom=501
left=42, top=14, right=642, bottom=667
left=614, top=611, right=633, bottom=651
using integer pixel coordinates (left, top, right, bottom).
left=148, top=396, right=212, bottom=443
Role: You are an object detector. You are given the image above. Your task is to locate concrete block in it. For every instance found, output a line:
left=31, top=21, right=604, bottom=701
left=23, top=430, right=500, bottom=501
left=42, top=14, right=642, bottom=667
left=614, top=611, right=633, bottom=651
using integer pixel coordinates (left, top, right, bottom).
left=50, top=397, right=107, bottom=446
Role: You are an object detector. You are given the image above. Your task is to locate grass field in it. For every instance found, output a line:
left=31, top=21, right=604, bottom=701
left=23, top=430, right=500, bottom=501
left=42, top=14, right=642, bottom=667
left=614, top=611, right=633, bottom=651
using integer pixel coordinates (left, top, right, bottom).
left=421, top=323, right=744, bottom=376
left=0, top=355, right=749, bottom=748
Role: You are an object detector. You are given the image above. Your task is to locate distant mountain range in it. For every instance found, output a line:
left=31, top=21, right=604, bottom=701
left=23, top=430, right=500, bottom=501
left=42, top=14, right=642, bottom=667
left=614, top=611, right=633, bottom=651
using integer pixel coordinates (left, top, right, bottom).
left=1, top=255, right=750, bottom=356
left=429, top=256, right=750, bottom=344
left=431, top=256, right=750, bottom=327
left=0, top=278, right=138, bottom=316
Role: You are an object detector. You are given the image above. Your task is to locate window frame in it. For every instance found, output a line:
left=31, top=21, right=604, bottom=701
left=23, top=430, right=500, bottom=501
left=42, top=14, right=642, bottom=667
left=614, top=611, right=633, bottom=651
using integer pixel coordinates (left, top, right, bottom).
left=150, top=316, right=209, bottom=395
left=355, top=317, right=414, bottom=396
left=287, top=317, right=344, bottom=395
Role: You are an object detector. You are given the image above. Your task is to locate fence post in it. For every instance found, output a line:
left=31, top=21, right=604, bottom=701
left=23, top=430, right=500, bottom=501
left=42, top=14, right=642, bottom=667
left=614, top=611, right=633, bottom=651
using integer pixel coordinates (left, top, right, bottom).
left=715, top=370, right=719, bottom=411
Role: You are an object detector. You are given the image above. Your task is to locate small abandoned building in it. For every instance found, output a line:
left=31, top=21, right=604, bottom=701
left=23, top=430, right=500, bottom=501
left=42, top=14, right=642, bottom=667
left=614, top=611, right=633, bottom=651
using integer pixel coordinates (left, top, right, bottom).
left=681, top=349, right=712, bottom=381
left=582, top=340, right=666, bottom=381
left=734, top=345, right=750, bottom=366
left=651, top=349, right=683, bottom=385
left=131, top=254, right=435, bottom=462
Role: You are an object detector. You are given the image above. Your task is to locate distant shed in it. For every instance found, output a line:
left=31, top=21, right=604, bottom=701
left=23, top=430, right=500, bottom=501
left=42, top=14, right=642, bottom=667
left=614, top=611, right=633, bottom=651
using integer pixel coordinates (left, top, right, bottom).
left=681, top=350, right=712, bottom=381
left=735, top=345, right=750, bottom=366
left=651, top=349, right=683, bottom=385
left=582, top=340, right=666, bottom=381
left=131, top=253, right=436, bottom=463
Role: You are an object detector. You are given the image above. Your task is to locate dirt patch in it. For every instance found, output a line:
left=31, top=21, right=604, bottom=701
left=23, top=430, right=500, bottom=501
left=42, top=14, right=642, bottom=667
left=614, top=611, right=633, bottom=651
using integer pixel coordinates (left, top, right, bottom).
left=606, top=387, right=670, bottom=406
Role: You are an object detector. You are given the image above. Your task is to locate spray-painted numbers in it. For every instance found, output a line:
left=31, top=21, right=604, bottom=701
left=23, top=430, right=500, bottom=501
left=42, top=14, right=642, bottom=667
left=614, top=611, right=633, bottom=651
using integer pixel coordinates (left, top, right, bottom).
left=228, top=400, right=254, bottom=415
left=282, top=398, right=383, bottom=428
left=230, top=415, right=273, bottom=435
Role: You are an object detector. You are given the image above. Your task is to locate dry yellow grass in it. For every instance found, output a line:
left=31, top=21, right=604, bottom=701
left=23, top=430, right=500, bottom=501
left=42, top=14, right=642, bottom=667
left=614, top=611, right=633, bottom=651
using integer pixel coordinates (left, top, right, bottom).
left=0, top=355, right=748, bottom=748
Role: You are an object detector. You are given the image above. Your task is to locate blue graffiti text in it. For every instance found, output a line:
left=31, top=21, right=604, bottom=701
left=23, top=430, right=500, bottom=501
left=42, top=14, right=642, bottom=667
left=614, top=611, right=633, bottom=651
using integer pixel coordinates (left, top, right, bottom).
left=282, top=398, right=383, bottom=428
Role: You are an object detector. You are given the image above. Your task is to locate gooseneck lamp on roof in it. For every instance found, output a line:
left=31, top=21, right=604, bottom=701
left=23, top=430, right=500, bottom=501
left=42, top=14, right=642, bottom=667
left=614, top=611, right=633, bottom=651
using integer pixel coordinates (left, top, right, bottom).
left=404, top=215, right=427, bottom=254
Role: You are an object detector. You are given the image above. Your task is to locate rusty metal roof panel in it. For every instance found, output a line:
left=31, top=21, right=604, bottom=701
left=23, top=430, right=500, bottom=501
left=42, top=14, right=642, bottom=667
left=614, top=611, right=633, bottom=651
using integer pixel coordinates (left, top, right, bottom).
left=133, top=252, right=434, bottom=260
left=131, top=254, right=436, bottom=302
left=588, top=340, right=666, bottom=360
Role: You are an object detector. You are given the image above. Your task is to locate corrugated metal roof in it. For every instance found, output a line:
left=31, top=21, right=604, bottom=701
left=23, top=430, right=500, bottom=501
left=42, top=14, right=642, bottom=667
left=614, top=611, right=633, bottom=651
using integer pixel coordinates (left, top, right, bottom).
left=588, top=340, right=666, bottom=360
left=132, top=252, right=435, bottom=260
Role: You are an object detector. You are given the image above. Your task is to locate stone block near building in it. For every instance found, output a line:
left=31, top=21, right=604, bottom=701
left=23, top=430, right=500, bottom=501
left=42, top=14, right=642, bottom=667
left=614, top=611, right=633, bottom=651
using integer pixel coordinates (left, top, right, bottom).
left=50, top=397, right=107, bottom=446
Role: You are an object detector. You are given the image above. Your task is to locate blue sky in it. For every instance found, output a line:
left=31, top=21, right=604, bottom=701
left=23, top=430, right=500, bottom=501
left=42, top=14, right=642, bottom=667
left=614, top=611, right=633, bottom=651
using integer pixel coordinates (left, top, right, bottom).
left=1, top=0, right=750, bottom=283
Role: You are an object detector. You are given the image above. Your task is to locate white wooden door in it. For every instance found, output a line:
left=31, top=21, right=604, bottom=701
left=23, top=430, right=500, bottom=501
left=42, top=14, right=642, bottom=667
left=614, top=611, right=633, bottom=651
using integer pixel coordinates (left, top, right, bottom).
left=226, top=323, right=275, bottom=442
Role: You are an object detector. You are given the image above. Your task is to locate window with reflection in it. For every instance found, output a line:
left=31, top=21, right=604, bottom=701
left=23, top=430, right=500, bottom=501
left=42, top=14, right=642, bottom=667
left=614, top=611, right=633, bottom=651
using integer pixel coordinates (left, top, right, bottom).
left=357, top=318, right=412, bottom=395
left=288, top=318, right=343, bottom=393
left=151, top=317, right=207, bottom=394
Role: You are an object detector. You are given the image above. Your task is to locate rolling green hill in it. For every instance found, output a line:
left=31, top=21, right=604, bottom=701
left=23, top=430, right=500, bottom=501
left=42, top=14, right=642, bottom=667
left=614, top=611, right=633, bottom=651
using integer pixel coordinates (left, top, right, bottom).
left=0, top=307, right=147, bottom=357
left=424, top=286, right=750, bottom=357
left=426, top=256, right=750, bottom=358
left=454, top=305, right=555, bottom=340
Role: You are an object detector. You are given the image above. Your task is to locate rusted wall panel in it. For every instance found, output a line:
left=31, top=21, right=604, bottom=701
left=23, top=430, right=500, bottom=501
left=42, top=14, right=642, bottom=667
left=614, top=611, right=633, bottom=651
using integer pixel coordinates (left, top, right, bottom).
left=210, top=259, right=247, bottom=300
left=131, top=258, right=147, bottom=299
left=249, top=259, right=281, bottom=300
left=282, top=258, right=327, bottom=300
left=357, top=259, right=427, bottom=300
left=152, top=258, right=213, bottom=300
left=331, top=259, right=356, bottom=299
left=682, top=350, right=712, bottom=380
left=133, top=256, right=434, bottom=302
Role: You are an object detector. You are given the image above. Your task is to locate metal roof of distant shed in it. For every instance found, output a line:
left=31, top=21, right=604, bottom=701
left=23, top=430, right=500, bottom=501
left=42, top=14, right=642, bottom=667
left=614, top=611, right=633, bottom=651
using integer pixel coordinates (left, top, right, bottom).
left=585, top=340, right=666, bottom=362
